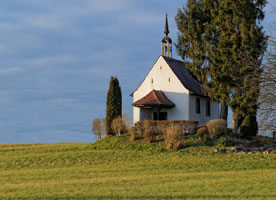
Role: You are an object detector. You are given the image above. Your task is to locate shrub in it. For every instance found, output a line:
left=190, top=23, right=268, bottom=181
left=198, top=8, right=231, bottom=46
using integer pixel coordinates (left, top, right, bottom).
left=201, top=135, right=214, bottom=146
left=226, top=128, right=232, bottom=136
left=134, top=123, right=144, bottom=138
left=215, top=136, right=234, bottom=148
left=144, top=129, right=155, bottom=143
left=240, top=115, right=258, bottom=139
left=251, top=136, right=274, bottom=146
left=164, top=126, right=183, bottom=150
left=156, top=122, right=167, bottom=137
left=129, top=127, right=137, bottom=141
left=206, top=119, right=227, bottom=138
left=186, top=123, right=198, bottom=134
left=143, top=120, right=152, bottom=129
left=92, top=118, right=105, bottom=139
left=197, top=125, right=209, bottom=140
left=111, top=117, right=127, bottom=136
left=136, top=127, right=143, bottom=138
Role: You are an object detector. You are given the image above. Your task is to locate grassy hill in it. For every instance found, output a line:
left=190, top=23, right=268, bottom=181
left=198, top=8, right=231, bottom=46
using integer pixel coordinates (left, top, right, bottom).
left=1, top=136, right=276, bottom=199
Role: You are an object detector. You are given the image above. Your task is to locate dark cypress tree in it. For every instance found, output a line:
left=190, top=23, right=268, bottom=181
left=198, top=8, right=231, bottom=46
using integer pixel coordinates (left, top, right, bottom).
left=105, top=76, right=122, bottom=136
left=175, top=0, right=267, bottom=133
left=114, top=77, right=122, bottom=117
left=106, top=76, right=116, bottom=135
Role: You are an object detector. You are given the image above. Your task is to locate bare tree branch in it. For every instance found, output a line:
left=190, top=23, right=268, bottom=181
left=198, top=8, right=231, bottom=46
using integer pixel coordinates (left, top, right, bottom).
left=258, top=23, right=276, bottom=135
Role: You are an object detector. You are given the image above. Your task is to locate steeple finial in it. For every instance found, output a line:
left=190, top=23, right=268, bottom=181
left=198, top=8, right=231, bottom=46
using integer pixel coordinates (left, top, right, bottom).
left=164, top=13, right=169, bottom=36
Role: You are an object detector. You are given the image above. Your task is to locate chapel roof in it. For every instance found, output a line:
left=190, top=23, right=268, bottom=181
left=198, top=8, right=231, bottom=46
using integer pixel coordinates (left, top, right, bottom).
left=130, top=56, right=206, bottom=97
left=162, top=56, right=205, bottom=97
left=132, top=90, right=175, bottom=108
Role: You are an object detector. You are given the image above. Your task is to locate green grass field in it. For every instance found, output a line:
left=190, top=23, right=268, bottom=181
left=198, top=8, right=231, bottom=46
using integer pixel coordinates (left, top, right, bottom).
left=1, top=136, right=276, bottom=199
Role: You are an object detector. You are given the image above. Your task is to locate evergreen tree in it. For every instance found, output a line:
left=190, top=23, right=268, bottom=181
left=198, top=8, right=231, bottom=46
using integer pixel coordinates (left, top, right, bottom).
left=106, top=76, right=116, bottom=135
left=240, top=114, right=258, bottom=139
left=114, top=77, right=122, bottom=117
left=175, top=0, right=230, bottom=120
left=175, top=0, right=267, bottom=133
left=213, top=0, right=266, bottom=132
left=105, top=76, right=122, bottom=136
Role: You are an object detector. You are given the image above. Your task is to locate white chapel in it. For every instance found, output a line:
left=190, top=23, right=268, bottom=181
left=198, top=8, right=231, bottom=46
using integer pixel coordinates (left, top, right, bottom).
left=131, top=15, right=220, bottom=125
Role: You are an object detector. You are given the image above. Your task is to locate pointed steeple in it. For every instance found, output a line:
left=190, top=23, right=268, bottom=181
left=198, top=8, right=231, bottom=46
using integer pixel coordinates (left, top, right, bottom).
left=161, top=13, right=172, bottom=58
left=164, top=13, right=169, bottom=36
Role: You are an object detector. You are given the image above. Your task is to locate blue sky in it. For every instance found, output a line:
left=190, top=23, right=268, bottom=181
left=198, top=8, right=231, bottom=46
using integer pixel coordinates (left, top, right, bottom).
left=0, top=0, right=275, bottom=144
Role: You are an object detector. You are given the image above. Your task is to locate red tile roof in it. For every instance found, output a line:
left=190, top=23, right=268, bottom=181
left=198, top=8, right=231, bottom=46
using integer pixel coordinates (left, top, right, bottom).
left=133, top=90, right=175, bottom=108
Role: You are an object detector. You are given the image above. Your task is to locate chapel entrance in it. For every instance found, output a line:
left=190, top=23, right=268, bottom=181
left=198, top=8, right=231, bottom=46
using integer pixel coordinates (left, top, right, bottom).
left=153, top=112, right=167, bottom=120
left=132, top=90, right=174, bottom=121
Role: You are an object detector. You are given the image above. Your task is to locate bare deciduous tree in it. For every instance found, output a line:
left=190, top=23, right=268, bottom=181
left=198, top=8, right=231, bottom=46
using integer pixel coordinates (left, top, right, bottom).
left=258, top=31, right=276, bottom=135
left=111, top=116, right=127, bottom=136
left=92, top=118, right=105, bottom=139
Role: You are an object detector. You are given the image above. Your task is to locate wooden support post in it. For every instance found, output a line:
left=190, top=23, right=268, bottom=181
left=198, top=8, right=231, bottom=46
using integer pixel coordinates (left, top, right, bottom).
left=157, top=107, right=161, bottom=120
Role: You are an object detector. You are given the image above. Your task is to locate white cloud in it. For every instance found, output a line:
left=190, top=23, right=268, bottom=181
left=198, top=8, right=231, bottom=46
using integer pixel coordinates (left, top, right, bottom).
left=87, top=0, right=129, bottom=12
left=21, top=54, right=81, bottom=69
left=0, top=67, right=22, bottom=75
left=126, top=12, right=161, bottom=26
left=26, top=15, right=64, bottom=30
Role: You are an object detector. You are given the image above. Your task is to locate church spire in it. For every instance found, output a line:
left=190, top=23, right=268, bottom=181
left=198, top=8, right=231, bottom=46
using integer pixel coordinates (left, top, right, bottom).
left=161, top=13, right=172, bottom=58
left=164, top=13, right=169, bottom=36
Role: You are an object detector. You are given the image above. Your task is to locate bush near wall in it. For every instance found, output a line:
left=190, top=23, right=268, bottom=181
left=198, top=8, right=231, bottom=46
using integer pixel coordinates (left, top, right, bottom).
left=240, top=115, right=258, bottom=139
left=206, top=119, right=227, bottom=138
left=135, top=120, right=198, bottom=135
left=111, top=117, right=128, bottom=136
left=156, top=123, right=167, bottom=138
left=251, top=136, right=276, bottom=147
left=129, top=127, right=138, bottom=141
left=144, top=129, right=155, bottom=143
left=164, top=126, right=184, bottom=150
left=215, top=136, right=234, bottom=148
left=197, top=125, right=209, bottom=140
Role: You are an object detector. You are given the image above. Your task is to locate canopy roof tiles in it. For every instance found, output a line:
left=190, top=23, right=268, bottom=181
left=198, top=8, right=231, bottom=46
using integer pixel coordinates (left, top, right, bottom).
left=133, top=90, right=175, bottom=109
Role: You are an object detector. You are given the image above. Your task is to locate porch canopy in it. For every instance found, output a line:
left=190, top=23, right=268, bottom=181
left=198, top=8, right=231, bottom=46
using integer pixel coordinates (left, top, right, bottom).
left=133, top=90, right=175, bottom=109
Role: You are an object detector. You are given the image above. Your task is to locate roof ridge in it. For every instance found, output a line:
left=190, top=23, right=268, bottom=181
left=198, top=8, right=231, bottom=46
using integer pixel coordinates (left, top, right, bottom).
left=130, top=56, right=162, bottom=96
left=162, top=56, right=206, bottom=97
left=152, top=90, right=161, bottom=104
